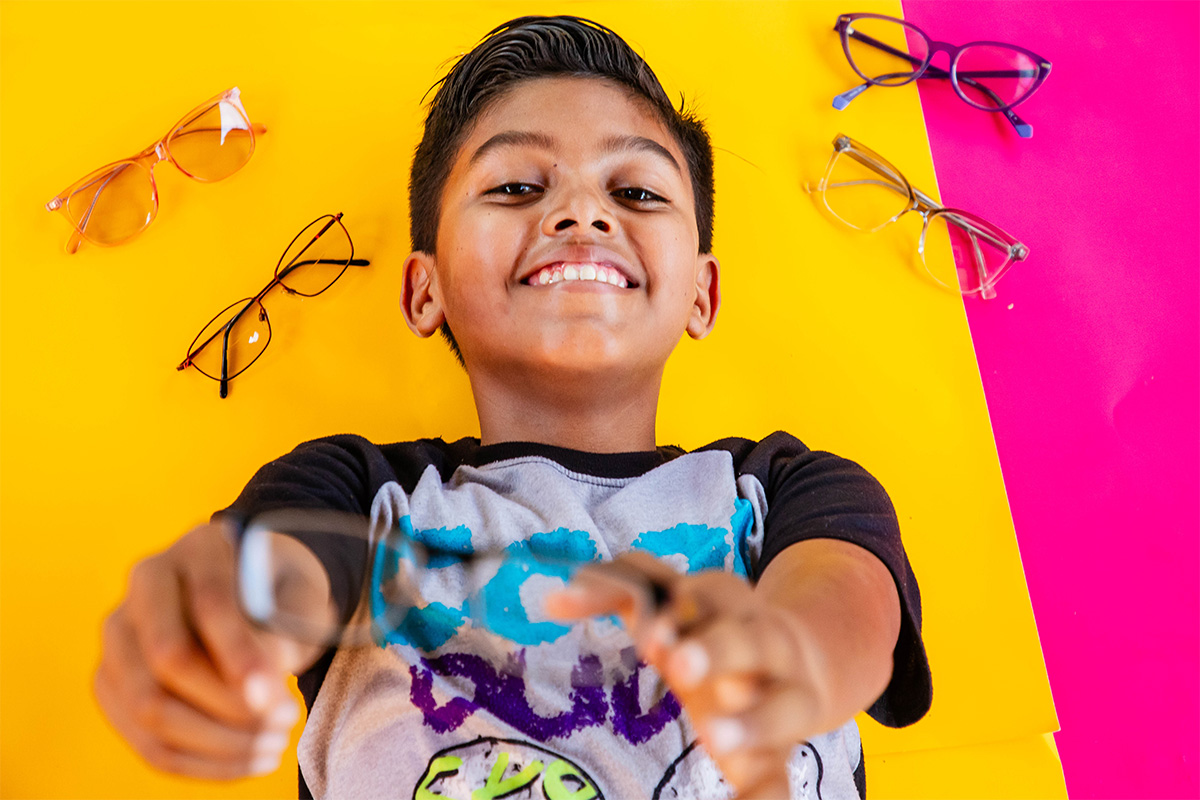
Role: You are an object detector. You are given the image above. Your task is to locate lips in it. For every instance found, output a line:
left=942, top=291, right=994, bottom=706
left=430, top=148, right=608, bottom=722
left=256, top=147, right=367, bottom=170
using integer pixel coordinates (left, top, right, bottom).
left=523, top=262, right=631, bottom=288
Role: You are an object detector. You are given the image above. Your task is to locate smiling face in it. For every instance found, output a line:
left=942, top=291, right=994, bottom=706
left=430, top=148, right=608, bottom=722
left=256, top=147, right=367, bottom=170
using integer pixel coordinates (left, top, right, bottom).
left=402, top=76, right=719, bottom=396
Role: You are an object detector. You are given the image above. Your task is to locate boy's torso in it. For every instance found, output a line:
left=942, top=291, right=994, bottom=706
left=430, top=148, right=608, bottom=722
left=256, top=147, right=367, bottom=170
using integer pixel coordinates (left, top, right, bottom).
left=230, top=435, right=893, bottom=799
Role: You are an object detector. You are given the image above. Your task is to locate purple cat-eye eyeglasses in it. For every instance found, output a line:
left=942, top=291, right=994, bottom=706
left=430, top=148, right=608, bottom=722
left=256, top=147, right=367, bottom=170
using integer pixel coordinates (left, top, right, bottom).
left=832, top=13, right=1052, bottom=138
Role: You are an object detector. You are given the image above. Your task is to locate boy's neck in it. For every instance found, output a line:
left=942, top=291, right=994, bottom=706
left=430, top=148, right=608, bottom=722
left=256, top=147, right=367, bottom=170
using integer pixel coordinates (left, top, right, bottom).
left=470, top=368, right=662, bottom=453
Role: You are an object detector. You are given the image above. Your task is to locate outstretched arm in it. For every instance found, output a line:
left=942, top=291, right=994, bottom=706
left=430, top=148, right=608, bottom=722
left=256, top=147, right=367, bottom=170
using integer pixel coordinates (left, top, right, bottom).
left=547, top=538, right=901, bottom=798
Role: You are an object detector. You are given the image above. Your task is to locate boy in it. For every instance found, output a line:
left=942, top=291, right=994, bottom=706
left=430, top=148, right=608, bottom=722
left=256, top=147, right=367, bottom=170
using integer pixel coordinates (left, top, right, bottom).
left=95, top=16, right=931, bottom=799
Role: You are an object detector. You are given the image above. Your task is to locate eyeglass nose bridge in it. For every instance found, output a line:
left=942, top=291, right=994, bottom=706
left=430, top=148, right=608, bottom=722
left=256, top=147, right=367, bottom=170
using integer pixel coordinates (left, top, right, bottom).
left=916, top=40, right=961, bottom=73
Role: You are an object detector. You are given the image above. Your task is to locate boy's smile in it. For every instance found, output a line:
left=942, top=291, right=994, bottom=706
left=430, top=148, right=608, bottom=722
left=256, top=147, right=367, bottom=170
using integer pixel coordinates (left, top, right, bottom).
left=403, top=76, right=719, bottom=449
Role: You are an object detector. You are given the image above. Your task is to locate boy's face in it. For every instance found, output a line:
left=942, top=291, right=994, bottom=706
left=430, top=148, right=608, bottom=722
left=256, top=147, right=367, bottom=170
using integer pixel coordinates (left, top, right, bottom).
left=403, top=77, right=719, bottom=386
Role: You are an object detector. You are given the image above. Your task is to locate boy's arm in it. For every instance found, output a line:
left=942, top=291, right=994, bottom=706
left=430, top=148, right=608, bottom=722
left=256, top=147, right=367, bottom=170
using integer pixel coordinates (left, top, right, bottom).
left=94, top=435, right=393, bottom=780
left=94, top=519, right=311, bottom=780
left=548, top=539, right=899, bottom=799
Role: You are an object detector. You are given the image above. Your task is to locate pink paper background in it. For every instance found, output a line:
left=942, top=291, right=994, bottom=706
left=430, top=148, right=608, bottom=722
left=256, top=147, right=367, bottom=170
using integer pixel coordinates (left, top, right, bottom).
left=899, top=1, right=1200, bottom=797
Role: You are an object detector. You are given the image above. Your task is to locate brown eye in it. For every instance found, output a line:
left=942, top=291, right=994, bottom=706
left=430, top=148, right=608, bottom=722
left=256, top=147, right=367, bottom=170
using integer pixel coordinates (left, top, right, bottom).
left=613, top=187, right=667, bottom=204
left=485, top=182, right=543, bottom=198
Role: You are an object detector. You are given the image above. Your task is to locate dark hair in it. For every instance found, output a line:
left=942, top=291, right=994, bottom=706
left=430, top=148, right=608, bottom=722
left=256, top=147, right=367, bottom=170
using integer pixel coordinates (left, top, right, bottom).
left=408, top=15, right=715, bottom=364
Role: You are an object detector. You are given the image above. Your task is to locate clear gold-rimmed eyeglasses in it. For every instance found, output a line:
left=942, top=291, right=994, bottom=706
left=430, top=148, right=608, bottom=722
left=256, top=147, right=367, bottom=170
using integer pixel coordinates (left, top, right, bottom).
left=45, top=87, right=266, bottom=254
left=807, top=134, right=1028, bottom=299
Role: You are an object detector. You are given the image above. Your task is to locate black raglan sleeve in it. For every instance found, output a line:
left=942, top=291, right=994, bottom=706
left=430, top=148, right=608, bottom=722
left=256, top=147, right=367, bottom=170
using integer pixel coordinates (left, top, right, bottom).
left=705, top=431, right=932, bottom=728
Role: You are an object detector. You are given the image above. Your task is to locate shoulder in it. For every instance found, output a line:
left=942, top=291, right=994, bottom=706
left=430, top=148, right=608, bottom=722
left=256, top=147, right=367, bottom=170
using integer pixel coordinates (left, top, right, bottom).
left=226, top=433, right=481, bottom=518
left=693, top=431, right=880, bottom=495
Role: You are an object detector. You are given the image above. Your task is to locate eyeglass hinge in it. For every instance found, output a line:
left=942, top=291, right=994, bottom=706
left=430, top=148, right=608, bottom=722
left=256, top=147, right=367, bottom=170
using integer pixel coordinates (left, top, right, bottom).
left=834, top=136, right=852, bottom=152
left=46, top=197, right=63, bottom=211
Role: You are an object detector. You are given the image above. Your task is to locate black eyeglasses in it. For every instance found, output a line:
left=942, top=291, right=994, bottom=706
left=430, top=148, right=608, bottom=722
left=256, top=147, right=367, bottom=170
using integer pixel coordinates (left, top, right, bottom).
left=832, top=13, right=1052, bottom=138
left=178, top=213, right=369, bottom=398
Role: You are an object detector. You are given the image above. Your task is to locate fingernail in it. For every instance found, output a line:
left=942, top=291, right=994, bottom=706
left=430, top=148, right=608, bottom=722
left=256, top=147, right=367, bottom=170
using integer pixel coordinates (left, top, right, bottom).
left=650, top=617, right=677, bottom=649
left=244, top=674, right=272, bottom=712
left=250, top=752, right=280, bottom=776
left=670, top=641, right=709, bottom=688
left=254, top=731, right=290, bottom=756
left=706, top=717, right=746, bottom=755
left=268, top=701, right=300, bottom=728
left=715, top=676, right=758, bottom=711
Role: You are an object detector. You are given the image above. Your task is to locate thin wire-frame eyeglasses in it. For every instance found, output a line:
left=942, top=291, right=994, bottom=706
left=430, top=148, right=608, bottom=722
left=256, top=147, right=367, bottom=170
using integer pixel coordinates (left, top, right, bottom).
left=831, top=13, right=1052, bottom=138
left=807, top=134, right=1029, bottom=299
left=178, top=213, right=370, bottom=398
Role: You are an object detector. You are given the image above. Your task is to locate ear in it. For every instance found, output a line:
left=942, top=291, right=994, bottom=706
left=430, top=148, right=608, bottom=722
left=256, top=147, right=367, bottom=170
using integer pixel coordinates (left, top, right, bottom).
left=401, top=251, right=445, bottom=338
left=686, top=253, right=720, bottom=340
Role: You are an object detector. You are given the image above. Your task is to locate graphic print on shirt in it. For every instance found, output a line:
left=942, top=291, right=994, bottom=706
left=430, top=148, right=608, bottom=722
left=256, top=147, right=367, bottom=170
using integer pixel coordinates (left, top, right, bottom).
left=372, top=501, right=755, bottom=651
left=413, top=737, right=603, bottom=800
left=368, top=501, right=753, bottom=743
left=409, top=648, right=681, bottom=743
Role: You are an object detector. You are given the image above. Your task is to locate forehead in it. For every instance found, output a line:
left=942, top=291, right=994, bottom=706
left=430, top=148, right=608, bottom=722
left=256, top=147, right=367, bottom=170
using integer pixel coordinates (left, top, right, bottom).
left=457, top=76, right=685, bottom=168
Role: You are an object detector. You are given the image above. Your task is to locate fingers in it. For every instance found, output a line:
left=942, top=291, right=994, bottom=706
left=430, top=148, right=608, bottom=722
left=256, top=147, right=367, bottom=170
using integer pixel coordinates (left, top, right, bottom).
left=175, top=525, right=284, bottom=701
left=544, top=551, right=680, bottom=632
left=704, top=685, right=818, bottom=749
left=95, top=522, right=303, bottom=780
left=125, top=553, right=257, bottom=725
left=667, top=610, right=805, bottom=691
left=97, top=604, right=300, bottom=779
left=722, top=753, right=791, bottom=800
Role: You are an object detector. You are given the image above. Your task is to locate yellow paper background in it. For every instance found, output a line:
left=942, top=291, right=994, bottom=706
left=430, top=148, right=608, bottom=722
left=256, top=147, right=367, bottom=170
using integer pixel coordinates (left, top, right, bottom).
left=0, top=1, right=1061, bottom=797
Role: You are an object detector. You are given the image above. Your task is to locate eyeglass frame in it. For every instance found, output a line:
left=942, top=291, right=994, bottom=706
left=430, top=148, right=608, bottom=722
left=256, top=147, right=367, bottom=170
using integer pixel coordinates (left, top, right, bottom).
left=44, top=87, right=267, bottom=254
left=809, top=134, right=1029, bottom=299
left=177, top=213, right=370, bottom=398
left=831, top=13, right=1052, bottom=139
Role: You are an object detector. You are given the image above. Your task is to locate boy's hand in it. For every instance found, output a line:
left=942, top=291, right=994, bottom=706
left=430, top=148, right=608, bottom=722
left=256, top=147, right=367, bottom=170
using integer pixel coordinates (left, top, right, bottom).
left=545, top=542, right=900, bottom=800
left=94, top=521, right=307, bottom=779
left=545, top=552, right=803, bottom=798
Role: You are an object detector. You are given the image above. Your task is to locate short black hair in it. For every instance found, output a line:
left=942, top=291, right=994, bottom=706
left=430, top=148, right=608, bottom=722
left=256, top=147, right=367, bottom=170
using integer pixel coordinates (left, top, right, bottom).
left=408, top=15, right=715, bottom=364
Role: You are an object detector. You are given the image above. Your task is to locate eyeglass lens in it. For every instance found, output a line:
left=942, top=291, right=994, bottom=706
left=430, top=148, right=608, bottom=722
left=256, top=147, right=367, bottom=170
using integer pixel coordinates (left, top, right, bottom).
left=844, top=16, right=930, bottom=86
left=239, top=518, right=594, bottom=650
left=188, top=298, right=271, bottom=382
left=953, top=45, right=1042, bottom=110
left=275, top=216, right=355, bottom=296
left=373, top=527, right=591, bottom=648
left=168, top=101, right=254, bottom=181
left=65, top=162, right=156, bottom=247
left=921, top=211, right=1012, bottom=297
left=821, top=148, right=911, bottom=232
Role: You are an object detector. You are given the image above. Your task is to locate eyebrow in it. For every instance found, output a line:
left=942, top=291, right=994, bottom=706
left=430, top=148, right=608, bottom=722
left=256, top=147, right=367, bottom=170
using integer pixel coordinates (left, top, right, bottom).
left=467, top=131, right=681, bottom=174
left=468, top=131, right=557, bottom=166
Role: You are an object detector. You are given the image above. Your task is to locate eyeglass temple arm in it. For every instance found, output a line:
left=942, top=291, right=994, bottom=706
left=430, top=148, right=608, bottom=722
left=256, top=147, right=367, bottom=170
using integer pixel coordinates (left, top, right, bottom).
left=832, top=29, right=1036, bottom=137
left=276, top=258, right=371, bottom=283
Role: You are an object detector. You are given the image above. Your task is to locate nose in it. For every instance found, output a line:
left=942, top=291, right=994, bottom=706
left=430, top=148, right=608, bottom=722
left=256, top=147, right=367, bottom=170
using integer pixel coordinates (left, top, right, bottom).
left=542, top=182, right=613, bottom=236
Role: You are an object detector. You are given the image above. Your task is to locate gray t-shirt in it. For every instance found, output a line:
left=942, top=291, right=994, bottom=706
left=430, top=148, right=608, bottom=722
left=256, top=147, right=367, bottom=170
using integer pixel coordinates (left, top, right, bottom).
left=225, top=432, right=931, bottom=799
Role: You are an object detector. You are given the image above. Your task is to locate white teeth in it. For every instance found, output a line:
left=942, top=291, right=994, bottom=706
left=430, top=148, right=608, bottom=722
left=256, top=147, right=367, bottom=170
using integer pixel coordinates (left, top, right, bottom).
left=528, top=262, right=630, bottom=288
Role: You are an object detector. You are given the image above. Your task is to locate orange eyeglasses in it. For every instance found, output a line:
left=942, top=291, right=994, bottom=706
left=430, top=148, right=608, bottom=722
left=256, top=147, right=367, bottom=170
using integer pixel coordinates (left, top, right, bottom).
left=44, top=87, right=266, bottom=253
